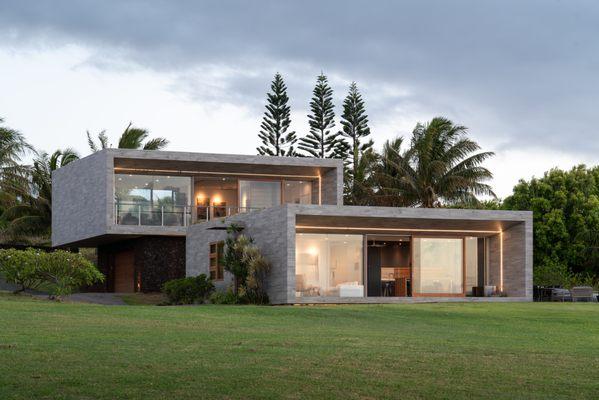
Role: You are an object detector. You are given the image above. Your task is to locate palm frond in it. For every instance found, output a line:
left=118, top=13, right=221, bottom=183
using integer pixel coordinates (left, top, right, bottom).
left=143, top=137, right=169, bottom=150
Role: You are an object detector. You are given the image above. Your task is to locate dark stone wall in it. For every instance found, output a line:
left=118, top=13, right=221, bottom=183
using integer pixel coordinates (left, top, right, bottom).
left=135, top=236, right=186, bottom=292
left=96, top=236, right=186, bottom=292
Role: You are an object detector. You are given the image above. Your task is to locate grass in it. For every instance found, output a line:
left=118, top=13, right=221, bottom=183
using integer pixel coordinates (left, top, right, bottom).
left=118, top=292, right=166, bottom=305
left=0, top=295, right=598, bottom=399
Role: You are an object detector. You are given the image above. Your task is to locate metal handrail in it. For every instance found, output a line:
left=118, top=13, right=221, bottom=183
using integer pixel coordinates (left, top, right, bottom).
left=114, top=201, right=191, bottom=227
left=195, top=205, right=263, bottom=223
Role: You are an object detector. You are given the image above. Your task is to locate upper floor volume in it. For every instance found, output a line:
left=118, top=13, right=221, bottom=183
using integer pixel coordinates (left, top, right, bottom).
left=51, top=149, right=343, bottom=247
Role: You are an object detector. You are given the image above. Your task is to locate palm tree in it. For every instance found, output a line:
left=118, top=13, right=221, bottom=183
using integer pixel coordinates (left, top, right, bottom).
left=377, top=117, right=495, bottom=207
left=87, top=122, right=168, bottom=152
left=0, top=117, right=33, bottom=190
left=3, top=149, right=79, bottom=237
left=0, top=117, right=33, bottom=227
left=345, top=148, right=379, bottom=206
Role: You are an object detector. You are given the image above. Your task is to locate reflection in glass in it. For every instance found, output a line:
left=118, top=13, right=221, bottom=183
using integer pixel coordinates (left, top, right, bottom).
left=295, top=233, right=364, bottom=297
left=115, top=174, right=191, bottom=226
left=412, top=238, right=463, bottom=294
left=283, top=180, right=312, bottom=204
left=239, top=180, right=281, bottom=209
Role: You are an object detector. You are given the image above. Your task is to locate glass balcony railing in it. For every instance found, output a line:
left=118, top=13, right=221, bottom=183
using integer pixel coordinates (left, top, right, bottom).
left=195, top=206, right=263, bottom=223
left=114, top=202, right=191, bottom=227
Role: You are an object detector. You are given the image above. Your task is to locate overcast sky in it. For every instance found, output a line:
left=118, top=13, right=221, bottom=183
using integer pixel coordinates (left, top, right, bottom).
left=0, top=0, right=597, bottom=197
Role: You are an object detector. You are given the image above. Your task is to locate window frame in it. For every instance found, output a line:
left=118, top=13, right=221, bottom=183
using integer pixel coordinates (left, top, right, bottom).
left=209, top=241, right=225, bottom=281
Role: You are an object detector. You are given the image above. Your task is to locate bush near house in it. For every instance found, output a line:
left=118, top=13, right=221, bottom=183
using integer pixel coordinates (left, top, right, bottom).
left=39, top=250, right=104, bottom=297
left=0, top=248, right=104, bottom=297
left=162, top=274, right=214, bottom=305
left=0, top=248, right=45, bottom=292
left=221, top=224, right=271, bottom=304
left=209, top=288, right=239, bottom=304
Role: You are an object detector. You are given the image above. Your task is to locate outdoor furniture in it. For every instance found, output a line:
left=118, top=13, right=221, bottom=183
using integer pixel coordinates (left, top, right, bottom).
left=536, top=287, right=554, bottom=302
left=472, top=286, right=485, bottom=297
left=484, top=285, right=496, bottom=297
left=551, top=288, right=572, bottom=302
left=338, top=282, right=364, bottom=297
left=570, top=286, right=594, bottom=302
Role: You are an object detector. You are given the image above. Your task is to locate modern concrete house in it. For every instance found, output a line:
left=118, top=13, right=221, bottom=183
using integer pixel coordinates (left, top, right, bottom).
left=52, top=149, right=532, bottom=303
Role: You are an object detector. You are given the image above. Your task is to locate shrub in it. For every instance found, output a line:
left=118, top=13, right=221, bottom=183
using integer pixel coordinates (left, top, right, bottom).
left=209, top=288, right=239, bottom=305
left=534, top=261, right=571, bottom=287
left=39, top=250, right=105, bottom=298
left=221, top=225, right=271, bottom=304
left=242, top=245, right=270, bottom=304
left=0, top=248, right=104, bottom=298
left=162, top=274, right=214, bottom=305
left=0, top=248, right=45, bottom=293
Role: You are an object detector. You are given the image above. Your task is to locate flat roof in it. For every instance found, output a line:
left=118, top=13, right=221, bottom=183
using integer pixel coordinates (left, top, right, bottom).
left=290, top=204, right=531, bottom=235
left=106, top=149, right=341, bottom=177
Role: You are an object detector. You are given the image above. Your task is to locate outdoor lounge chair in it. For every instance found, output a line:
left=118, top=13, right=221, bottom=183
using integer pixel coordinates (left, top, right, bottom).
left=551, top=288, right=571, bottom=302
left=570, top=286, right=594, bottom=302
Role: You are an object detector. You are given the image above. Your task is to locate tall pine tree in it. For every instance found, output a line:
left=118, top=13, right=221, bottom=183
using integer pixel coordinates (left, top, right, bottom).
left=257, top=73, right=297, bottom=156
left=337, top=82, right=374, bottom=204
left=298, top=73, right=338, bottom=158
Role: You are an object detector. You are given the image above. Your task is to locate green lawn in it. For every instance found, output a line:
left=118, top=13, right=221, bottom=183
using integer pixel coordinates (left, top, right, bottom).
left=1, top=295, right=598, bottom=399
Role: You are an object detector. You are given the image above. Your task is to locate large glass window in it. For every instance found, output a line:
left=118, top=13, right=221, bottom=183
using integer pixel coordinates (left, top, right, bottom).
left=283, top=180, right=312, bottom=204
left=239, top=180, right=281, bottom=209
left=295, top=233, right=364, bottom=298
left=115, top=174, right=191, bottom=226
left=412, top=238, right=463, bottom=295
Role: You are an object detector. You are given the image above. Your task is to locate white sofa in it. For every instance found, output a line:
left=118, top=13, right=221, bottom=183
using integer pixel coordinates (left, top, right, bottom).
left=338, top=282, right=364, bottom=297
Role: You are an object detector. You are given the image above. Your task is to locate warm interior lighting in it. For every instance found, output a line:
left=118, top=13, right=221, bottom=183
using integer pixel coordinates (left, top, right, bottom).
left=318, top=174, right=322, bottom=205
left=295, top=225, right=502, bottom=235
left=307, top=246, right=319, bottom=256
left=212, top=195, right=223, bottom=205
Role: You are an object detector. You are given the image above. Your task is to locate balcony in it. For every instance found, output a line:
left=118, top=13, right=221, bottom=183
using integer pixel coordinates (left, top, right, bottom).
left=195, top=205, right=263, bottom=223
left=114, top=202, right=191, bottom=227
left=113, top=202, right=265, bottom=227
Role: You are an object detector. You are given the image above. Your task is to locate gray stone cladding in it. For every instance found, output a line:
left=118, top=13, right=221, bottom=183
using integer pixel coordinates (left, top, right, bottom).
left=186, top=206, right=293, bottom=304
left=52, top=151, right=110, bottom=247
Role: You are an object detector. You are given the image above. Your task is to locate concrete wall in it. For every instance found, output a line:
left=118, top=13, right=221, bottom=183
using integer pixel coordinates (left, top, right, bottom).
left=503, top=220, right=533, bottom=298
left=52, top=151, right=110, bottom=247
left=321, top=166, right=344, bottom=205
left=186, top=224, right=232, bottom=291
left=482, top=222, right=532, bottom=299
left=186, top=206, right=294, bottom=304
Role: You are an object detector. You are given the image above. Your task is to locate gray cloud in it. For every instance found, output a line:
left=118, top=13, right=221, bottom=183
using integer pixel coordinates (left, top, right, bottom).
left=1, top=0, right=598, bottom=154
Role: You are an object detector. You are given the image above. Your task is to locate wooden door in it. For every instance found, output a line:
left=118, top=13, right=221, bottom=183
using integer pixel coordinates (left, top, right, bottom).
left=114, top=250, right=135, bottom=293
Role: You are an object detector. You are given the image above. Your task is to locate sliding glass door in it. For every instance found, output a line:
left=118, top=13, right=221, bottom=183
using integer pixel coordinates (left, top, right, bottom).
left=238, top=180, right=281, bottom=209
left=412, top=237, right=464, bottom=296
left=295, top=233, right=364, bottom=298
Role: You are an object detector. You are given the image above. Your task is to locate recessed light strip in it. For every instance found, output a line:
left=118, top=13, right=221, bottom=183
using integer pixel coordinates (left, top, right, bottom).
left=114, top=167, right=319, bottom=180
left=296, top=225, right=502, bottom=235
